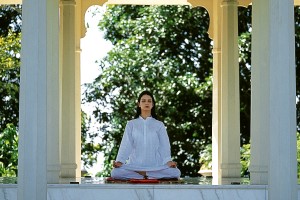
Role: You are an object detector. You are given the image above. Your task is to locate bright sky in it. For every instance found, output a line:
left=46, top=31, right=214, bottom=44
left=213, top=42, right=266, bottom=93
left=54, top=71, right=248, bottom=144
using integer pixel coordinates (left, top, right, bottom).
left=81, top=5, right=112, bottom=84
left=80, top=5, right=113, bottom=176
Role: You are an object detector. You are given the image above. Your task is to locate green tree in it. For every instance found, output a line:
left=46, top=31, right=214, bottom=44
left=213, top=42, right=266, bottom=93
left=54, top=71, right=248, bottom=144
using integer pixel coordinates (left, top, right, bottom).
left=81, top=110, right=102, bottom=168
left=0, top=5, right=22, bottom=37
left=84, top=5, right=213, bottom=177
left=83, top=5, right=283, bottom=177
left=0, top=124, right=18, bottom=176
left=0, top=5, right=104, bottom=177
left=238, top=7, right=252, bottom=144
left=0, top=5, right=21, bottom=176
left=295, top=7, right=300, bottom=132
left=0, top=5, right=21, bottom=133
left=0, top=31, right=21, bottom=131
left=297, top=132, right=300, bottom=178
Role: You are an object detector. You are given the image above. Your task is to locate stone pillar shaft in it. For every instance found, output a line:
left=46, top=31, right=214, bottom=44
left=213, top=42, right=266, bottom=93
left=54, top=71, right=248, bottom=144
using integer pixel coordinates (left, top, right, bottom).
left=211, top=0, right=222, bottom=185
left=210, top=0, right=240, bottom=185
left=251, top=0, right=297, bottom=199
left=18, top=0, right=60, bottom=199
left=47, top=0, right=61, bottom=184
left=219, top=0, right=240, bottom=183
left=249, top=0, right=269, bottom=184
left=60, top=0, right=81, bottom=178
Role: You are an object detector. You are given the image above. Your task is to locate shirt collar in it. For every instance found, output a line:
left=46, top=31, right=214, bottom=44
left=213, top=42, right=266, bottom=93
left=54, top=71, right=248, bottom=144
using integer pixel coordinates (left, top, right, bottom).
left=139, top=115, right=152, bottom=120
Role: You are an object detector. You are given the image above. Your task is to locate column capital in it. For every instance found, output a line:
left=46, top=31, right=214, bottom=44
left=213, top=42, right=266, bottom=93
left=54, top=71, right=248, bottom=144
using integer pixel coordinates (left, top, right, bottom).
left=239, top=0, right=252, bottom=7
left=221, top=0, right=238, bottom=7
left=60, top=0, right=76, bottom=6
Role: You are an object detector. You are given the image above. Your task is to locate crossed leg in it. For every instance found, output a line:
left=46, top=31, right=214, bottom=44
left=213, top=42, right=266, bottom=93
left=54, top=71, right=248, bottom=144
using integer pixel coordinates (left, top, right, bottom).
left=111, top=167, right=181, bottom=180
left=111, top=168, right=144, bottom=179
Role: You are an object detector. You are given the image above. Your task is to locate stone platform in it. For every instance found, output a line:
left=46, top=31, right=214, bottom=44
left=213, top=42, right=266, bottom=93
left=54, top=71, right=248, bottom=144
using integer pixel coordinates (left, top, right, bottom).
left=0, top=177, right=298, bottom=200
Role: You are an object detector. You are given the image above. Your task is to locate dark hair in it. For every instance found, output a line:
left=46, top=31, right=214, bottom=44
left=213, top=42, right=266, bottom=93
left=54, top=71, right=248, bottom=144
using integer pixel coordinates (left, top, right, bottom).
left=134, top=91, right=157, bottom=119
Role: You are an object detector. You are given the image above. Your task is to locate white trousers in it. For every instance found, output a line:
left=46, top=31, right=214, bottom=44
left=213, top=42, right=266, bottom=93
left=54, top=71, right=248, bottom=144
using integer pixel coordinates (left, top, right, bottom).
left=111, top=167, right=181, bottom=179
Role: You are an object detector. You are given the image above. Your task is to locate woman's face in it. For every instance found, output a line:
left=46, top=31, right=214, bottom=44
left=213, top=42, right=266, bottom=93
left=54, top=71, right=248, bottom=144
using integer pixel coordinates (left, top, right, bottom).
left=138, top=94, right=153, bottom=111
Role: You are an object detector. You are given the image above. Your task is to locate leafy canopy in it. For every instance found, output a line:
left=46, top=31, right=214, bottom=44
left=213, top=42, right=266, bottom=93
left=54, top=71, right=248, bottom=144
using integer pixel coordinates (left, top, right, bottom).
left=0, top=5, right=21, bottom=176
left=84, top=5, right=213, bottom=177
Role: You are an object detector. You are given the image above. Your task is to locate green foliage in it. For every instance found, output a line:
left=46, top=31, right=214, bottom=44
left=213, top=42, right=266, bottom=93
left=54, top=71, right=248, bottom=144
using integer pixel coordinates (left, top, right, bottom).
left=238, top=7, right=252, bottom=145
left=198, top=143, right=250, bottom=177
left=199, top=144, right=212, bottom=170
left=295, top=7, right=300, bottom=132
left=83, top=5, right=274, bottom=177
left=0, top=5, right=22, bottom=37
left=83, top=5, right=259, bottom=177
left=0, top=5, right=21, bottom=178
left=81, top=110, right=102, bottom=167
left=84, top=5, right=213, bottom=177
left=0, top=6, right=21, bottom=134
left=240, top=143, right=250, bottom=177
left=297, top=132, right=300, bottom=178
left=0, top=31, right=21, bottom=71
left=0, top=124, right=18, bottom=177
left=0, top=31, right=20, bottom=135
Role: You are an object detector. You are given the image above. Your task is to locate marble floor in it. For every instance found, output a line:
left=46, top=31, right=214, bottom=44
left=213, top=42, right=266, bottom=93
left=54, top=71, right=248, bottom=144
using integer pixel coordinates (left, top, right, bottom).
left=0, top=176, right=250, bottom=185
left=3, top=177, right=300, bottom=200
left=0, top=177, right=268, bottom=200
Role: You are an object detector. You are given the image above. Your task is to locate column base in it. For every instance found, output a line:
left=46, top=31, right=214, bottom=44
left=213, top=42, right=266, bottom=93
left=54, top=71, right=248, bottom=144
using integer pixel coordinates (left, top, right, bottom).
left=249, top=165, right=268, bottom=185
left=60, top=163, right=78, bottom=178
left=47, top=164, right=61, bottom=183
left=221, top=177, right=243, bottom=185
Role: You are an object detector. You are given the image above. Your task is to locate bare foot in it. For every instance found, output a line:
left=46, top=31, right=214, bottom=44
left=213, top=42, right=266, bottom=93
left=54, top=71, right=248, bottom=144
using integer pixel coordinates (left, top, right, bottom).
left=135, top=171, right=147, bottom=178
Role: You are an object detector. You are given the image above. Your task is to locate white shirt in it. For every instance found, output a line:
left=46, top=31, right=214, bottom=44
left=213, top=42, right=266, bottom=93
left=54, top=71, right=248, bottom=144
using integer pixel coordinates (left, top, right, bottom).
left=116, top=116, right=172, bottom=171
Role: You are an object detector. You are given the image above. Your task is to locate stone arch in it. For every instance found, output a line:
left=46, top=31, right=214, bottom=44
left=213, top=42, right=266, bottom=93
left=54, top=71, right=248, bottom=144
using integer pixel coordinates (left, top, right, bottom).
left=80, top=0, right=108, bottom=38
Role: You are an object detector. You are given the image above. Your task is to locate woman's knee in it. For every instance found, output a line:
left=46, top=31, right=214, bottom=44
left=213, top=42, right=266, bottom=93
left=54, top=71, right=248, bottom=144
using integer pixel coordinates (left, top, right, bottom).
left=111, top=168, right=122, bottom=178
left=167, top=167, right=181, bottom=178
left=174, top=168, right=181, bottom=178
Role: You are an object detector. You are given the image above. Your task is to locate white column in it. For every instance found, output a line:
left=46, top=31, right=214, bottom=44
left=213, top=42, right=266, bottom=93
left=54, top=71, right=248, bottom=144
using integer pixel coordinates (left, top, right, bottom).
left=250, top=0, right=297, bottom=199
left=18, top=0, right=60, bottom=199
left=75, top=0, right=82, bottom=176
left=206, top=0, right=240, bottom=185
left=212, top=47, right=222, bottom=185
left=219, top=0, right=240, bottom=184
left=211, top=0, right=222, bottom=185
left=47, top=0, right=62, bottom=184
left=60, top=0, right=81, bottom=178
left=249, top=0, right=269, bottom=185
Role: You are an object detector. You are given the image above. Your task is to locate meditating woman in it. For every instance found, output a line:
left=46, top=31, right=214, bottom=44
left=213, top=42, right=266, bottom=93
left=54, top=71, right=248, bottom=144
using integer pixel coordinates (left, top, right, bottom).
left=111, top=90, right=181, bottom=180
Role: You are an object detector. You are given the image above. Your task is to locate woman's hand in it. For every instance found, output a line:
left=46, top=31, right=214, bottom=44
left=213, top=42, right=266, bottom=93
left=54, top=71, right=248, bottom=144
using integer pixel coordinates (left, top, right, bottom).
left=167, top=161, right=177, bottom=168
left=113, top=161, right=123, bottom=168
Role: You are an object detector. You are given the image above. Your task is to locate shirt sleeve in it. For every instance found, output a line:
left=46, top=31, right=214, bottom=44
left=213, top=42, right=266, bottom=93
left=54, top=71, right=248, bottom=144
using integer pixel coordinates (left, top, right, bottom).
left=115, top=122, right=133, bottom=164
left=157, top=122, right=172, bottom=164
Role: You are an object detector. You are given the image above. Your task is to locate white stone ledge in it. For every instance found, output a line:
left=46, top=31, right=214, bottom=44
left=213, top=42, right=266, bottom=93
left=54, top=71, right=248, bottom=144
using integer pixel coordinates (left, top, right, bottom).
left=47, top=184, right=268, bottom=200
left=48, top=183, right=267, bottom=189
left=0, top=184, right=268, bottom=200
left=3, top=184, right=300, bottom=200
